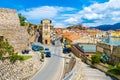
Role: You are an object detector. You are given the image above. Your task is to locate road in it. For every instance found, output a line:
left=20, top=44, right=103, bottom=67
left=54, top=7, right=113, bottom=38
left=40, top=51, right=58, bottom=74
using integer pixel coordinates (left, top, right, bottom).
left=32, top=40, right=64, bottom=80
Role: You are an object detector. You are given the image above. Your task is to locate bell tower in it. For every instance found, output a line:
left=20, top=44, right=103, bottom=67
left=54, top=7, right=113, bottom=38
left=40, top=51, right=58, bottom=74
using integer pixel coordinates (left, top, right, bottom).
left=41, top=19, right=52, bottom=44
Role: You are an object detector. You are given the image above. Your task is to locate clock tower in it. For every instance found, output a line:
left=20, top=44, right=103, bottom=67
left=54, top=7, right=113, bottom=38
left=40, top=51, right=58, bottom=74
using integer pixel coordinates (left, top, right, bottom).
left=41, top=19, right=52, bottom=44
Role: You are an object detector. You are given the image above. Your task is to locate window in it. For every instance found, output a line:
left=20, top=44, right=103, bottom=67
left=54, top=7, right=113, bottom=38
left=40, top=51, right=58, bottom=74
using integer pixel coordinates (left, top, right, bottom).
left=44, top=25, right=48, bottom=30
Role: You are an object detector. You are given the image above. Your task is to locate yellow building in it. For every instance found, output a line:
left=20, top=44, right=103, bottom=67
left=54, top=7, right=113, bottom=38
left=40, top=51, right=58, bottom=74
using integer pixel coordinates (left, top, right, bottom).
left=41, top=19, right=52, bottom=44
left=111, top=30, right=120, bottom=37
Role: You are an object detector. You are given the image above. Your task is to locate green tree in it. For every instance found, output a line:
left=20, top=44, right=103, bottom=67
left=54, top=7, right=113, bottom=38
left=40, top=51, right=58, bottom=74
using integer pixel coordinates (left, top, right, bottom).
left=18, top=14, right=26, bottom=26
left=91, top=53, right=101, bottom=64
left=0, top=39, right=19, bottom=62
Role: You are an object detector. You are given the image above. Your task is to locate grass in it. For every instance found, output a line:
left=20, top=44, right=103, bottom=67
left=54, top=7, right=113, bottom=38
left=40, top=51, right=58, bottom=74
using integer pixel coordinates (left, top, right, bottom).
left=108, top=68, right=120, bottom=75
left=18, top=55, right=32, bottom=61
left=108, top=65, right=120, bottom=75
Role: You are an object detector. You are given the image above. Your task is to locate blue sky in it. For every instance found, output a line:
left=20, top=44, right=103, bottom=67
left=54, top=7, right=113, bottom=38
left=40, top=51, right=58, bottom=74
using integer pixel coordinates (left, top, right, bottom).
left=0, top=0, right=120, bottom=28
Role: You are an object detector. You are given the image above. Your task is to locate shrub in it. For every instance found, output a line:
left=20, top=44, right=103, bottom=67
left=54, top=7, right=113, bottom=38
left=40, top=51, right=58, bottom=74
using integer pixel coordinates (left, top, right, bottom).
left=10, top=54, right=18, bottom=63
left=91, top=54, right=101, bottom=64
left=108, top=63, right=120, bottom=75
left=41, top=53, right=44, bottom=59
left=108, top=68, right=120, bottom=75
left=117, top=62, right=120, bottom=70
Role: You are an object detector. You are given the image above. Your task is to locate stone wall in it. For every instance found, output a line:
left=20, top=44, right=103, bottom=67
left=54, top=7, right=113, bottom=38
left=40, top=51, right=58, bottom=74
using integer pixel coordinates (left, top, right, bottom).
left=97, top=42, right=120, bottom=65
left=0, top=8, right=29, bottom=52
left=97, top=42, right=113, bottom=56
left=0, top=55, right=42, bottom=80
left=0, top=8, right=20, bottom=26
left=112, top=46, right=120, bottom=64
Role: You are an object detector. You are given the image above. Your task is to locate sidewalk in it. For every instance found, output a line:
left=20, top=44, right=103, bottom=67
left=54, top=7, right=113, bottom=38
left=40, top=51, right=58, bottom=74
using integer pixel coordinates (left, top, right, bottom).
left=72, top=58, right=113, bottom=80
left=63, top=57, right=82, bottom=80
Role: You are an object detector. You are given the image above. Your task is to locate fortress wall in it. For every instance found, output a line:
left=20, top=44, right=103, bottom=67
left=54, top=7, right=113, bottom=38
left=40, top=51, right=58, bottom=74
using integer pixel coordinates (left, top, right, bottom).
left=0, top=8, right=29, bottom=52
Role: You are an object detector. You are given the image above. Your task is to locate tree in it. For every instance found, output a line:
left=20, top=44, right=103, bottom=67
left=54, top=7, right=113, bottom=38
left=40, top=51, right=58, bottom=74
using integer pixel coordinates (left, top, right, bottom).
left=91, top=53, right=101, bottom=64
left=18, top=14, right=26, bottom=26
left=0, top=39, right=19, bottom=62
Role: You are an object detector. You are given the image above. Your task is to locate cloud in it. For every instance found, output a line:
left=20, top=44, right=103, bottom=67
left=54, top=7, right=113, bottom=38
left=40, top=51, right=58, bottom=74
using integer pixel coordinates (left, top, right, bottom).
left=19, top=0, right=120, bottom=28
left=64, top=17, right=79, bottom=25
left=54, top=23, right=66, bottom=28
left=64, top=0, right=120, bottom=27
left=19, top=6, right=75, bottom=20
left=19, top=6, right=58, bottom=20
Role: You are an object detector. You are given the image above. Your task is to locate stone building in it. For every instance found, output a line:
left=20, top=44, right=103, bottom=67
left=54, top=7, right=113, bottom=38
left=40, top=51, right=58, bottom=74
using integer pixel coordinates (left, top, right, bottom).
left=0, top=8, right=29, bottom=52
left=41, top=19, right=53, bottom=44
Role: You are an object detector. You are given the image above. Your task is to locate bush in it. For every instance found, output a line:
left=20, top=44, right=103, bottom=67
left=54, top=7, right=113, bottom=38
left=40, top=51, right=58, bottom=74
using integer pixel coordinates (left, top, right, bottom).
left=117, top=62, right=120, bottom=70
left=108, top=63, right=120, bottom=75
left=91, top=54, right=101, bottom=64
left=41, top=53, right=44, bottom=59
left=108, top=68, right=120, bottom=75
left=10, top=54, right=18, bottom=63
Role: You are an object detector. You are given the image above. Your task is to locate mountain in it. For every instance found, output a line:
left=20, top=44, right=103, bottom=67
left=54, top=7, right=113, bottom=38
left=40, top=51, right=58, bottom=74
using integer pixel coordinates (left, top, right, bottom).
left=67, top=24, right=88, bottom=30
left=93, top=23, right=120, bottom=31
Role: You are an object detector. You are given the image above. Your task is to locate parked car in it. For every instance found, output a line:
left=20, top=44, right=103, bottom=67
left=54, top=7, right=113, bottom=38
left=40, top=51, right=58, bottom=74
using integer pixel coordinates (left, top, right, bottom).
left=22, top=49, right=30, bottom=54
left=63, top=47, right=71, bottom=53
left=31, top=43, right=44, bottom=51
left=45, top=51, right=51, bottom=57
left=45, top=48, right=49, bottom=51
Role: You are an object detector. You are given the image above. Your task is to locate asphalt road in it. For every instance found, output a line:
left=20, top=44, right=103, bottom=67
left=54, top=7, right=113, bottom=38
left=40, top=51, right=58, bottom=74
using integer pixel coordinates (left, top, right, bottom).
left=32, top=40, right=64, bottom=80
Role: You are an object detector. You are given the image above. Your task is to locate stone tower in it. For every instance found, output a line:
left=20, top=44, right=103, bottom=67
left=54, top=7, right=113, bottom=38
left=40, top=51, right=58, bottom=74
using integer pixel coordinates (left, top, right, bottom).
left=0, top=8, right=29, bottom=52
left=41, top=19, right=52, bottom=44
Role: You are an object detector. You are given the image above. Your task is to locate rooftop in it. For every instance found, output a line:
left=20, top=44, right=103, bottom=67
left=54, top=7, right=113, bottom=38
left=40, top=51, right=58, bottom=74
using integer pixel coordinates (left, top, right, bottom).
left=78, top=44, right=96, bottom=53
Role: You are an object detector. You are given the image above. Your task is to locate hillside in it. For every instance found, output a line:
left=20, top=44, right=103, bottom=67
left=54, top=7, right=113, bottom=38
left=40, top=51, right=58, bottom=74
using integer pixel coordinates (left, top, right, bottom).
left=67, top=24, right=88, bottom=30
left=93, top=23, right=120, bottom=31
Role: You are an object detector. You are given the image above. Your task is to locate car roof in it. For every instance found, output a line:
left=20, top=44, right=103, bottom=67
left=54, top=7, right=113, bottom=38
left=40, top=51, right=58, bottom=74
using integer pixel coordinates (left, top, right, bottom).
left=45, top=48, right=49, bottom=49
left=45, top=51, right=51, bottom=53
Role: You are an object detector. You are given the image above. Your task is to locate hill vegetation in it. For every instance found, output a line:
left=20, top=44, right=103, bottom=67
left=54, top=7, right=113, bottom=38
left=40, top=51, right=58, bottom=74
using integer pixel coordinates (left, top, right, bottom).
left=67, top=24, right=88, bottom=30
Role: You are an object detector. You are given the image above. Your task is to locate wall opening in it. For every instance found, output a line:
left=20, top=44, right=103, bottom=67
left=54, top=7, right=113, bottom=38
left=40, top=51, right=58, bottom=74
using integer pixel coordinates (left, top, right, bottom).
left=0, top=36, right=4, bottom=42
left=45, top=40, right=47, bottom=44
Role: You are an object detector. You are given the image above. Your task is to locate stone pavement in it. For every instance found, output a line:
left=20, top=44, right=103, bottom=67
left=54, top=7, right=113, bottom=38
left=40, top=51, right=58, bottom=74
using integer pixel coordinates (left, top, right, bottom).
left=80, top=62, right=113, bottom=80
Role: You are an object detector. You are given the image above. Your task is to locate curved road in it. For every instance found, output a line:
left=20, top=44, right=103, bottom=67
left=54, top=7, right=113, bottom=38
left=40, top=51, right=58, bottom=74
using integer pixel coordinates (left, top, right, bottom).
left=32, top=40, right=64, bottom=80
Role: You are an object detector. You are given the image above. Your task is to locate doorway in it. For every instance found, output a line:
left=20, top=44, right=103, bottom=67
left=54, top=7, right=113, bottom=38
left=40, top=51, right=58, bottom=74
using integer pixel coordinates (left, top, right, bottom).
left=45, top=40, right=48, bottom=44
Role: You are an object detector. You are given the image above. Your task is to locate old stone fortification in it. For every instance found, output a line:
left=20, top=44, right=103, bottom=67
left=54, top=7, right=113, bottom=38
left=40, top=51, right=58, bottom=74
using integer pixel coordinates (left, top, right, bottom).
left=97, top=42, right=120, bottom=64
left=0, top=8, right=29, bottom=51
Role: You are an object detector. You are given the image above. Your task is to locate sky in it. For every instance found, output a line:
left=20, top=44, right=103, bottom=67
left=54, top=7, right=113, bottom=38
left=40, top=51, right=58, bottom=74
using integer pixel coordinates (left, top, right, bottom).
left=0, top=0, right=120, bottom=28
